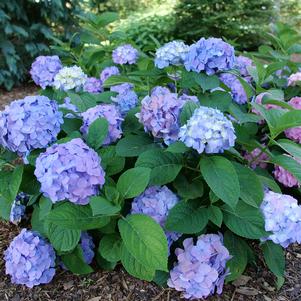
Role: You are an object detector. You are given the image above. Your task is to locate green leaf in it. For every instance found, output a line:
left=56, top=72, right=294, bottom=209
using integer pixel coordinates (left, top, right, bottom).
left=87, top=117, right=109, bottom=149
left=116, top=135, right=158, bottom=157
left=116, top=167, right=151, bottom=199
left=68, top=92, right=97, bottom=112
left=275, top=139, right=301, bottom=160
left=201, top=90, right=232, bottom=112
left=135, top=149, right=182, bottom=185
left=194, top=73, right=220, bottom=92
left=271, top=154, right=301, bottom=183
left=180, top=101, right=200, bottom=125
left=255, top=169, right=281, bottom=193
left=47, top=202, right=110, bottom=230
left=200, top=156, right=240, bottom=208
left=222, top=203, right=267, bottom=239
left=39, top=197, right=52, bottom=220
left=208, top=205, right=223, bottom=227
left=98, top=146, right=125, bottom=176
left=61, top=245, right=94, bottom=275
left=173, top=175, right=204, bottom=200
left=224, top=231, right=249, bottom=282
left=90, top=196, right=121, bottom=216
left=262, top=241, right=285, bottom=278
left=61, top=118, right=82, bottom=135
left=118, top=214, right=168, bottom=271
left=166, top=141, right=189, bottom=154
left=98, top=234, right=122, bottom=262
left=46, top=222, right=81, bottom=252
left=165, top=202, right=208, bottom=234
left=95, top=12, right=119, bottom=26
left=31, top=206, right=48, bottom=237
left=233, top=162, right=263, bottom=208
left=120, top=243, right=156, bottom=281
left=153, top=270, right=169, bottom=287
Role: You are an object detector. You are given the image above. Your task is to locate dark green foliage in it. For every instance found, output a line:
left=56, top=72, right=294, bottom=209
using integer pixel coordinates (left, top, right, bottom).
left=173, top=0, right=274, bottom=50
left=0, top=1, right=81, bottom=90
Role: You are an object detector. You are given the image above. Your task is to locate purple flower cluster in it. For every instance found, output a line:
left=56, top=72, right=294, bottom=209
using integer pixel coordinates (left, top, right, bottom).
left=81, top=104, right=123, bottom=145
left=274, top=156, right=300, bottom=188
left=155, top=41, right=189, bottom=69
left=9, top=193, right=29, bottom=225
left=261, top=191, right=301, bottom=247
left=136, top=87, right=189, bottom=144
left=83, top=77, right=103, bottom=94
left=219, top=73, right=248, bottom=104
left=131, top=186, right=181, bottom=250
left=110, top=83, right=134, bottom=94
left=244, top=147, right=268, bottom=169
left=5, top=229, right=56, bottom=288
left=235, top=55, right=253, bottom=79
left=0, top=95, right=63, bottom=157
left=112, top=44, right=139, bottom=65
left=30, top=55, right=62, bottom=89
left=179, top=106, right=236, bottom=154
left=168, top=234, right=231, bottom=299
left=80, top=232, right=95, bottom=264
left=184, top=38, right=235, bottom=75
left=34, top=138, right=105, bottom=205
left=288, top=72, right=301, bottom=86
left=284, top=97, right=301, bottom=143
left=100, top=66, right=120, bottom=83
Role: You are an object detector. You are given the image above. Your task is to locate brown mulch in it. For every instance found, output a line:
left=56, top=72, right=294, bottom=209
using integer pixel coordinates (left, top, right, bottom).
left=0, top=86, right=301, bottom=301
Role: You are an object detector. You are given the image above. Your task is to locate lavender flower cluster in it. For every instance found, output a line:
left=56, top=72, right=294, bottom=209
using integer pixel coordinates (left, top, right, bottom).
left=30, top=55, right=62, bottom=89
left=112, top=44, right=139, bottom=65
left=5, top=229, right=56, bottom=288
left=9, top=192, right=29, bottom=225
left=261, top=191, right=301, bottom=247
left=100, top=66, right=120, bottom=83
left=244, top=147, right=268, bottom=169
left=83, top=77, right=103, bottom=94
left=34, top=138, right=105, bottom=205
left=155, top=41, right=189, bottom=69
left=81, top=104, right=123, bottom=145
left=53, top=66, right=87, bottom=91
left=80, top=232, right=95, bottom=264
left=288, top=72, right=301, bottom=86
left=168, top=234, right=231, bottom=299
left=274, top=156, right=300, bottom=188
left=179, top=106, right=236, bottom=154
left=0, top=95, right=63, bottom=157
left=131, top=186, right=181, bottom=249
left=184, top=38, right=235, bottom=75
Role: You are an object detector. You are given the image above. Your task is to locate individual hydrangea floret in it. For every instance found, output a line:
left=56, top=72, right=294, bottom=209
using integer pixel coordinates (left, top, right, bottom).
left=274, top=156, right=300, bottom=188
left=155, top=41, right=189, bottom=69
left=131, top=186, right=181, bottom=249
left=136, top=88, right=187, bottom=144
left=0, top=95, right=63, bottom=157
left=288, top=72, right=301, bottom=86
left=80, top=232, right=95, bottom=264
left=110, top=83, right=134, bottom=94
left=30, top=55, right=62, bottom=89
left=179, top=106, right=236, bottom=154
left=4, top=229, right=56, bottom=288
left=9, top=192, right=29, bottom=225
left=219, top=73, right=248, bottom=104
left=100, top=66, right=120, bottom=83
left=34, top=138, right=105, bottom=205
left=112, top=44, right=139, bottom=65
left=168, top=234, right=231, bottom=300
left=184, top=37, right=235, bottom=75
left=235, top=55, right=253, bottom=80
left=81, top=104, right=123, bottom=145
left=285, top=97, right=301, bottom=143
left=112, top=89, right=138, bottom=116
left=261, top=191, right=301, bottom=247
left=244, top=147, right=268, bottom=169
left=53, top=66, right=87, bottom=91
left=83, top=77, right=103, bottom=94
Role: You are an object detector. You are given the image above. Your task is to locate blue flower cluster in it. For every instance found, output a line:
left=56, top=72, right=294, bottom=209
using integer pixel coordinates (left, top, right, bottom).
left=112, top=44, right=139, bottom=65
left=9, top=192, right=29, bottom=225
left=80, top=232, right=95, bottom=264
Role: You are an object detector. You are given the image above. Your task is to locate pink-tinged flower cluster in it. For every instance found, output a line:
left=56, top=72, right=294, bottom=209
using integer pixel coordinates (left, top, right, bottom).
left=274, top=157, right=300, bottom=188
left=136, top=87, right=190, bottom=144
left=112, top=44, right=139, bottom=65
left=131, top=186, right=181, bottom=250
left=285, top=97, right=301, bottom=143
left=30, top=55, right=62, bottom=89
left=100, top=66, right=120, bottom=83
left=83, top=77, right=103, bottom=94
left=0, top=95, right=63, bottom=157
left=244, top=147, right=268, bottom=169
left=34, top=138, right=105, bottom=205
left=184, top=38, right=235, bottom=75
left=5, top=229, right=56, bottom=288
left=168, top=234, right=231, bottom=300
left=81, top=104, right=123, bottom=145
left=288, top=72, right=301, bottom=86
left=261, top=191, right=301, bottom=247
left=80, top=232, right=95, bottom=264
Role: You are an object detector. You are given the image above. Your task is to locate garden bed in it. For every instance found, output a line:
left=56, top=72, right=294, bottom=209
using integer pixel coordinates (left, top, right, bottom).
left=0, top=88, right=300, bottom=301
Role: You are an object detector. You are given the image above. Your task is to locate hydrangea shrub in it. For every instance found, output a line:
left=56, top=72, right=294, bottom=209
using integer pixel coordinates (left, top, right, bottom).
left=1, top=22, right=301, bottom=300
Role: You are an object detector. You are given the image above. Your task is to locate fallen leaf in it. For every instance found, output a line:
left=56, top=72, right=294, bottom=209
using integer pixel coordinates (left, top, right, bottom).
left=236, top=287, right=259, bottom=296
left=233, top=275, right=252, bottom=287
